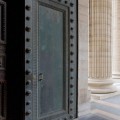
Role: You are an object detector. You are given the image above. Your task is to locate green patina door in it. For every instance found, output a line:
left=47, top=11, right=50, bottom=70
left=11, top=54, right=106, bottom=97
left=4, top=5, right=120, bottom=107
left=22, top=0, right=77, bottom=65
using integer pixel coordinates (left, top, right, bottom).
left=25, top=0, right=77, bottom=120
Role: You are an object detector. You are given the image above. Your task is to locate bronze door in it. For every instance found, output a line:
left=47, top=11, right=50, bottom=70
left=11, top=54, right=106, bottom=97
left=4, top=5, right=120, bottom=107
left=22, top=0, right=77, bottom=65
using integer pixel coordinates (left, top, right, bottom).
left=25, top=0, right=78, bottom=120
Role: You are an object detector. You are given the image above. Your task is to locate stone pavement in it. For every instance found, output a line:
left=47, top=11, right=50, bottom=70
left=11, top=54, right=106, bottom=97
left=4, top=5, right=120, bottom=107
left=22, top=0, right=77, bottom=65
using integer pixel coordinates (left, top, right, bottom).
left=79, top=113, right=113, bottom=120
left=78, top=95, right=120, bottom=120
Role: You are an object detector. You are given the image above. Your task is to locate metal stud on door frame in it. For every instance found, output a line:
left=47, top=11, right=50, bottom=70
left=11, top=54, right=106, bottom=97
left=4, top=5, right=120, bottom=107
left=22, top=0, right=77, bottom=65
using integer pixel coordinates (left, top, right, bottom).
left=25, top=0, right=33, bottom=120
left=69, top=0, right=77, bottom=119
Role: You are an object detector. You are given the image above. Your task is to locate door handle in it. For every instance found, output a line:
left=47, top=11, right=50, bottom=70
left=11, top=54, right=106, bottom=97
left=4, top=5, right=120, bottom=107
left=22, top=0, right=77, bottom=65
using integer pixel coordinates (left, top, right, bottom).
left=39, top=73, right=44, bottom=81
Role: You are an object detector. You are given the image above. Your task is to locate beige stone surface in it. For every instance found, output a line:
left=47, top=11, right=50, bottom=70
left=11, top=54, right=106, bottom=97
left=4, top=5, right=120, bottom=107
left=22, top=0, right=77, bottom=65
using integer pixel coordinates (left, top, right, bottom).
left=91, top=90, right=120, bottom=100
left=89, top=0, right=116, bottom=94
left=78, top=0, right=90, bottom=111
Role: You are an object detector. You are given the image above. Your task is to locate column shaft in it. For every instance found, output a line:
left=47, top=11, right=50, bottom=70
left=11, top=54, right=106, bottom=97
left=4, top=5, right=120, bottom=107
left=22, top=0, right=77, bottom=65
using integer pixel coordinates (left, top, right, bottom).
left=89, top=0, right=116, bottom=93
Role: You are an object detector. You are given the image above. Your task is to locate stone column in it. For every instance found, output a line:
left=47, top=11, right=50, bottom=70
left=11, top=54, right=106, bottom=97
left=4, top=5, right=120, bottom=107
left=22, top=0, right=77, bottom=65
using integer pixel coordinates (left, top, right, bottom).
left=112, top=0, right=120, bottom=80
left=89, top=0, right=116, bottom=94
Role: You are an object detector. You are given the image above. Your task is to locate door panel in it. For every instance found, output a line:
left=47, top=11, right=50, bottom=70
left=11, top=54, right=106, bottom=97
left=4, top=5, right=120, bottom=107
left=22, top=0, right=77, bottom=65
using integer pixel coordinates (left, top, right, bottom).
left=38, top=4, right=64, bottom=116
left=25, top=0, right=77, bottom=120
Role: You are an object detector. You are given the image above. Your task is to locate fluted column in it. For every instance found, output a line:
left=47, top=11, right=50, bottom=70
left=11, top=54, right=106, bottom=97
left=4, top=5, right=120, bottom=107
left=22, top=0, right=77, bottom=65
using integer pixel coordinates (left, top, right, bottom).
left=89, top=0, right=116, bottom=94
left=112, top=0, right=120, bottom=80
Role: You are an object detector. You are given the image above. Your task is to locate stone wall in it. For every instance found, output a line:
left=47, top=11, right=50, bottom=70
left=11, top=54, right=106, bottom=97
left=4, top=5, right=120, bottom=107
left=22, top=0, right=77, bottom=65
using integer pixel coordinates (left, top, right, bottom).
left=78, top=0, right=90, bottom=115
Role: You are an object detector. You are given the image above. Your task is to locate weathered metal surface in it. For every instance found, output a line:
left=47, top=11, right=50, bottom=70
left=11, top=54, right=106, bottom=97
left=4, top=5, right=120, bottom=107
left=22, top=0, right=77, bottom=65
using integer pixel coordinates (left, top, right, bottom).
left=38, top=4, right=64, bottom=117
left=0, top=1, right=6, bottom=120
left=25, top=0, right=77, bottom=120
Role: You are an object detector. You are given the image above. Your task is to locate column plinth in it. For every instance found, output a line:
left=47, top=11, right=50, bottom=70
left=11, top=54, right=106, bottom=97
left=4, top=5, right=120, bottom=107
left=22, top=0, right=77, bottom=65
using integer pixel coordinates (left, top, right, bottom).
left=89, top=0, right=117, bottom=94
left=88, top=79, right=116, bottom=94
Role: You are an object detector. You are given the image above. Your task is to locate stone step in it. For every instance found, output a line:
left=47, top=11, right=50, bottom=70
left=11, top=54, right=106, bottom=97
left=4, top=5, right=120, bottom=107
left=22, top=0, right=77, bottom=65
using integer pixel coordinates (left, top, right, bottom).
left=91, top=99, right=120, bottom=116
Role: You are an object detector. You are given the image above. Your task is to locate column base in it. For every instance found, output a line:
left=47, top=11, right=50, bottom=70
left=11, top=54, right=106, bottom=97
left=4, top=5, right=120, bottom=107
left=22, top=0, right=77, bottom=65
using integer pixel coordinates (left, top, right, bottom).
left=112, top=73, right=120, bottom=79
left=88, top=79, right=117, bottom=94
